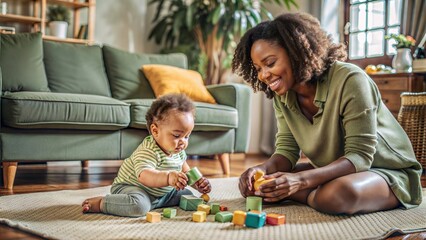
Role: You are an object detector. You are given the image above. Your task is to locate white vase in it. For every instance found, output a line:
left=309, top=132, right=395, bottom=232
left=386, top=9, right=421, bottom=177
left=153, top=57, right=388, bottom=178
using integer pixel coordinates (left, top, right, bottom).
left=49, top=21, right=68, bottom=39
left=392, top=48, right=413, bottom=72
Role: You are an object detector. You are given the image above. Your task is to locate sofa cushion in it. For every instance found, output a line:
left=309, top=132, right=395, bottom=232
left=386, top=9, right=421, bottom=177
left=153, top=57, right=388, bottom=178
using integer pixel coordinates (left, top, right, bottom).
left=0, top=32, right=49, bottom=92
left=141, top=64, right=216, bottom=104
left=102, top=45, right=188, bottom=100
left=123, top=99, right=238, bottom=131
left=43, top=41, right=111, bottom=97
left=2, top=92, right=130, bottom=130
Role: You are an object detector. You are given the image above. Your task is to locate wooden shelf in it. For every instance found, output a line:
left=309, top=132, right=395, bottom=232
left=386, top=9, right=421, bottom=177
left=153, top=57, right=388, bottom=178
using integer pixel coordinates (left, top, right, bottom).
left=0, top=14, right=42, bottom=24
left=47, top=0, right=91, bottom=9
left=43, top=35, right=92, bottom=44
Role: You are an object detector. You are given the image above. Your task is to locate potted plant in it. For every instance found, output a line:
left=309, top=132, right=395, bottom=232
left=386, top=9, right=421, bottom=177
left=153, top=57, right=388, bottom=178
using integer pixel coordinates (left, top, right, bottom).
left=385, top=34, right=416, bottom=72
left=47, top=5, right=70, bottom=39
left=148, top=0, right=298, bottom=85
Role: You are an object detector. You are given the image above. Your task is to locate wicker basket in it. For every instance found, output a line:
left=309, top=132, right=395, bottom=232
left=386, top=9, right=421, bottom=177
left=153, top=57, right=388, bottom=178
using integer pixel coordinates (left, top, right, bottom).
left=397, top=92, right=426, bottom=169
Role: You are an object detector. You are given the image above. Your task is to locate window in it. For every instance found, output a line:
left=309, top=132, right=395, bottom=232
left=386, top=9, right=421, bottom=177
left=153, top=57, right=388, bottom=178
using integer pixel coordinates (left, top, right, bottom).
left=344, top=0, right=402, bottom=67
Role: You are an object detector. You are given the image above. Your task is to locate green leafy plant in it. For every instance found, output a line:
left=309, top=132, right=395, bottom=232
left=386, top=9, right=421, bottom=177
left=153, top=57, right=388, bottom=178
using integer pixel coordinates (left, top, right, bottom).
left=47, top=5, right=71, bottom=24
left=385, top=34, right=416, bottom=49
left=149, top=0, right=298, bottom=85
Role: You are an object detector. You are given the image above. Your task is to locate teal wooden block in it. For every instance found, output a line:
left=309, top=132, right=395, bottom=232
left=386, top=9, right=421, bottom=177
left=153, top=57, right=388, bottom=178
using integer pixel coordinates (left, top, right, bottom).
left=210, top=203, right=221, bottom=214
left=215, top=211, right=233, bottom=223
left=245, top=212, right=266, bottom=228
left=163, top=208, right=177, bottom=218
left=246, top=196, right=262, bottom=211
left=179, top=195, right=203, bottom=211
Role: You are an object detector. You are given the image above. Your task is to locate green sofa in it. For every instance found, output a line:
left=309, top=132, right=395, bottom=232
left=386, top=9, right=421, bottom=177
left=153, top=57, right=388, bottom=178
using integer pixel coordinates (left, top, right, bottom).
left=0, top=32, right=252, bottom=189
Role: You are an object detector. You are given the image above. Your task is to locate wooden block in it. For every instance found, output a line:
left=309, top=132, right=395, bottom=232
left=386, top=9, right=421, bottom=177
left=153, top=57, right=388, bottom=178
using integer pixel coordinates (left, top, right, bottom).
left=179, top=195, right=203, bottom=211
left=254, top=178, right=275, bottom=191
left=210, top=203, right=221, bottom=214
left=219, top=205, right=228, bottom=211
left=201, top=193, right=210, bottom=202
left=197, top=204, right=211, bottom=215
left=215, top=211, right=233, bottom=223
left=246, top=196, right=262, bottom=211
left=163, top=208, right=177, bottom=218
left=266, top=213, right=286, bottom=225
left=192, top=211, right=207, bottom=222
left=232, top=210, right=247, bottom=226
left=146, top=212, right=161, bottom=223
left=245, top=212, right=266, bottom=228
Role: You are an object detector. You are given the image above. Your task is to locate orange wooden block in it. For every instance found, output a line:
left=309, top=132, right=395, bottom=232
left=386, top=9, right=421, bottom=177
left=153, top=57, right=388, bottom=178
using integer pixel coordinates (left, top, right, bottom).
left=232, top=210, right=247, bottom=226
left=266, top=213, right=286, bottom=225
left=219, top=205, right=228, bottom=211
left=146, top=212, right=161, bottom=223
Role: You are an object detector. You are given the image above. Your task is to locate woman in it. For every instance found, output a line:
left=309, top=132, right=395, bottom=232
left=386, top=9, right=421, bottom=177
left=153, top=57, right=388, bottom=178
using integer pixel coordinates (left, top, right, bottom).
left=232, top=12, right=422, bottom=214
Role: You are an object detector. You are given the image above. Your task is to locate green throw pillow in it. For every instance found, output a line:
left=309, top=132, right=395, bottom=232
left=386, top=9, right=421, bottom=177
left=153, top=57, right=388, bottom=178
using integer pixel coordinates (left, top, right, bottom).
left=0, top=32, right=49, bottom=92
left=43, top=41, right=111, bottom=97
left=102, top=45, right=188, bottom=100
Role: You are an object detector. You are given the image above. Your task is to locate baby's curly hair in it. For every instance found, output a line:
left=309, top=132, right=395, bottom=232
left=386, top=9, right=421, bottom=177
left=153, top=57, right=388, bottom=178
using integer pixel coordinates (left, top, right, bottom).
left=232, top=12, right=347, bottom=99
left=145, top=93, right=195, bottom=133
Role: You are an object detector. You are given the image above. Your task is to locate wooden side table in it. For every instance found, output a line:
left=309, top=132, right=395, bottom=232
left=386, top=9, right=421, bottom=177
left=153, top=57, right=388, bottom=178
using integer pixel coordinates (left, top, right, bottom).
left=368, top=72, right=425, bottom=117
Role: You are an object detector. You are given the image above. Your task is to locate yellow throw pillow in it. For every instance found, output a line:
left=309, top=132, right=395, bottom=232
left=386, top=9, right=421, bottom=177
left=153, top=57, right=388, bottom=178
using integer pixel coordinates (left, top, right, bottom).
left=141, top=64, right=216, bottom=104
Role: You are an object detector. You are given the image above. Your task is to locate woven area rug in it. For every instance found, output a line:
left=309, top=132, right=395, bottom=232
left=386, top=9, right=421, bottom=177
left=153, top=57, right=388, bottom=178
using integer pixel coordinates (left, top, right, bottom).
left=0, top=177, right=425, bottom=240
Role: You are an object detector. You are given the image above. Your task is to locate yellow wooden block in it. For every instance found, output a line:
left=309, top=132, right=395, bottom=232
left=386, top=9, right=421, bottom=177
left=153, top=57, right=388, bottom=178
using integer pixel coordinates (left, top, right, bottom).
left=232, top=210, right=247, bottom=226
left=201, top=193, right=210, bottom=202
left=197, top=204, right=211, bottom=215
left=193, top=211, right=207, bottom=222
left=254, top=170, right=265, bottom=181
left=146, top=212, right=161, bottom=223
left=254, top=178, right=275, bottom=191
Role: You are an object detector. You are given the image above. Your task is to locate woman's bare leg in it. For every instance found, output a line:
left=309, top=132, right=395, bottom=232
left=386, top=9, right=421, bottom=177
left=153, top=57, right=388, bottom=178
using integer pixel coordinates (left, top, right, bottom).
left=307, top=171, right=400, bottom=214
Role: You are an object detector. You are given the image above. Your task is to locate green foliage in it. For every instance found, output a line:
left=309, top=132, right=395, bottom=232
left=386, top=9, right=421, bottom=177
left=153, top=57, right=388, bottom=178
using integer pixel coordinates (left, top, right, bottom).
left=47, top=5, right=71, bottom=24
left=148, top=0, right=298, bottom=83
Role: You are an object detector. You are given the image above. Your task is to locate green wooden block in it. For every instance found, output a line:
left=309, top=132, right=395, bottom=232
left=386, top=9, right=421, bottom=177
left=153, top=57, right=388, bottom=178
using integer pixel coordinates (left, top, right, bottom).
left=246, top=196, right=262, bottom=211
left=163, top=208, right=177, bottom=218
left=186, top=167, right=203, bottom=185
left=179, top=195, right=203, bottom=211
left=210, top=203, right=221, bottom=214
left=215, top=211, right=233, bottom=223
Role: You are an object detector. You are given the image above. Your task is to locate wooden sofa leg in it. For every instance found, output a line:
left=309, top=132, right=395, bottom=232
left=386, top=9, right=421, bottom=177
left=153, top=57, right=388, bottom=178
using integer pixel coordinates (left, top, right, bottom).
left=81, top=160, right=89, bottom=169
left=3, top=162, right=18, bottom=190
left=217, top=153, right=230, bottom=175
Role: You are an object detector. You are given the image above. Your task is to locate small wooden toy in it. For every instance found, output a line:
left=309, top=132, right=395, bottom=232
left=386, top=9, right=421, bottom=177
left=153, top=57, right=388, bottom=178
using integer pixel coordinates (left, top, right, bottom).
left=232, top=210, right=247, bottom=226
left=219, top=205, right=228, bottom=211
left=197, top=204, right=211, bottom=215
left=186, top=167, right=203, bottom=185
left=179, top=195, right=203, bottom=211
left=162, top=208, right=177, bottom=218
left=192, top=211, right=207, bottom=222
left=245, top=211, right=266, bottom=228
left=201, top=193, right=210, bottom=202
left=266, top=213, right=286, bottom=225
left=215, top=211, right=233, bottom=223
left=146, top=212, right=161, bottom=223
left=253, top=170, right=275, bottom=191
left=210, top=203, right=221, bottom=214
left=246, top=196, right=262, bottom=211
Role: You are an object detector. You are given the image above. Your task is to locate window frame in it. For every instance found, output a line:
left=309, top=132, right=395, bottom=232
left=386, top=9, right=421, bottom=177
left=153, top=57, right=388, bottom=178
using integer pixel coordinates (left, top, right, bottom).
left=343, top=0, right=400, bottom=69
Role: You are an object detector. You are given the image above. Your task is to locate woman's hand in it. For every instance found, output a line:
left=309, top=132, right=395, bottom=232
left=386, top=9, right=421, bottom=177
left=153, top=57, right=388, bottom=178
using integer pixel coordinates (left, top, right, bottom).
left=239, top=166, right=266, bottom=198
left=255, top=172, right=304, bottom=202
left=168, top=171, right=188, bottom=190
left=194, top=177, right=211, bottom=194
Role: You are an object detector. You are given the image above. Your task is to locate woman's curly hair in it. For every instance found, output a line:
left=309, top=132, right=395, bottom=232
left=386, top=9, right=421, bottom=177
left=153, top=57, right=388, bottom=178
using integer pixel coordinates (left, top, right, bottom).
left=232, top=12, right=347, bottom=99
left=145, top=93, right=195, bottom=133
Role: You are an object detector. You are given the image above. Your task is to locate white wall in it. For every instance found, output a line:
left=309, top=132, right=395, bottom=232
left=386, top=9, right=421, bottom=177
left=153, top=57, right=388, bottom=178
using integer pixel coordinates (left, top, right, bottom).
left=92, top=0, right=311, bottom=154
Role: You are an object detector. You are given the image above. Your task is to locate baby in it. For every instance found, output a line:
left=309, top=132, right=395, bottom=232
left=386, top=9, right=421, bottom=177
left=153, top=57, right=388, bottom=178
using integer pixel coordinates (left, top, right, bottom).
left=82, top=93, right=211, bottom=217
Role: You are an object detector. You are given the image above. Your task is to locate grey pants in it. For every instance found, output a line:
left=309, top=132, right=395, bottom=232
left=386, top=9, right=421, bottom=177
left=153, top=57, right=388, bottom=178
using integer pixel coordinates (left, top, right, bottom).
left=101, top=183, right=193, bottom=217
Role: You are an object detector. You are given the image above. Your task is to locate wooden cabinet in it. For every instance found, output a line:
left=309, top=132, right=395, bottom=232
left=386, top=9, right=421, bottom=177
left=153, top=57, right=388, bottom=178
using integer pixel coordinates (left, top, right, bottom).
left=0, top=0, right=95, bottom=44
left=369, top=73, right=425, bottom=117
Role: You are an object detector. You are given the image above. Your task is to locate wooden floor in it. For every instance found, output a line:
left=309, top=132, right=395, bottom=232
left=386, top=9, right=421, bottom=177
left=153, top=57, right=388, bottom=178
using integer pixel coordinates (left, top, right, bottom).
left=1, top=154, right=425, bottom=240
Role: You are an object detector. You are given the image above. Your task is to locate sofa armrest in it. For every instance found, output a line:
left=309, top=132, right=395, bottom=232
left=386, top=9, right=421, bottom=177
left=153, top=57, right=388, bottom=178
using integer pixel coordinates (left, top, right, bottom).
left=207, top=83, right=252, bottom=152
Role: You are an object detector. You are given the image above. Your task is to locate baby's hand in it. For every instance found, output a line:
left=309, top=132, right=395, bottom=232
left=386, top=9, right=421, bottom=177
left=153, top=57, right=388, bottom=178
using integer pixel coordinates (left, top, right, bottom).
left=194, top=177, right=211, bottom=194
left=168, top=171, right=188, bottom=190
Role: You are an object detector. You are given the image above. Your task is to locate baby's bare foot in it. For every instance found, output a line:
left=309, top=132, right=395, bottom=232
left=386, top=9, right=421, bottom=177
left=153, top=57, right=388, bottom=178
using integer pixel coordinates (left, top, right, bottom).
left=82, top=196, right=103, bottom=213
